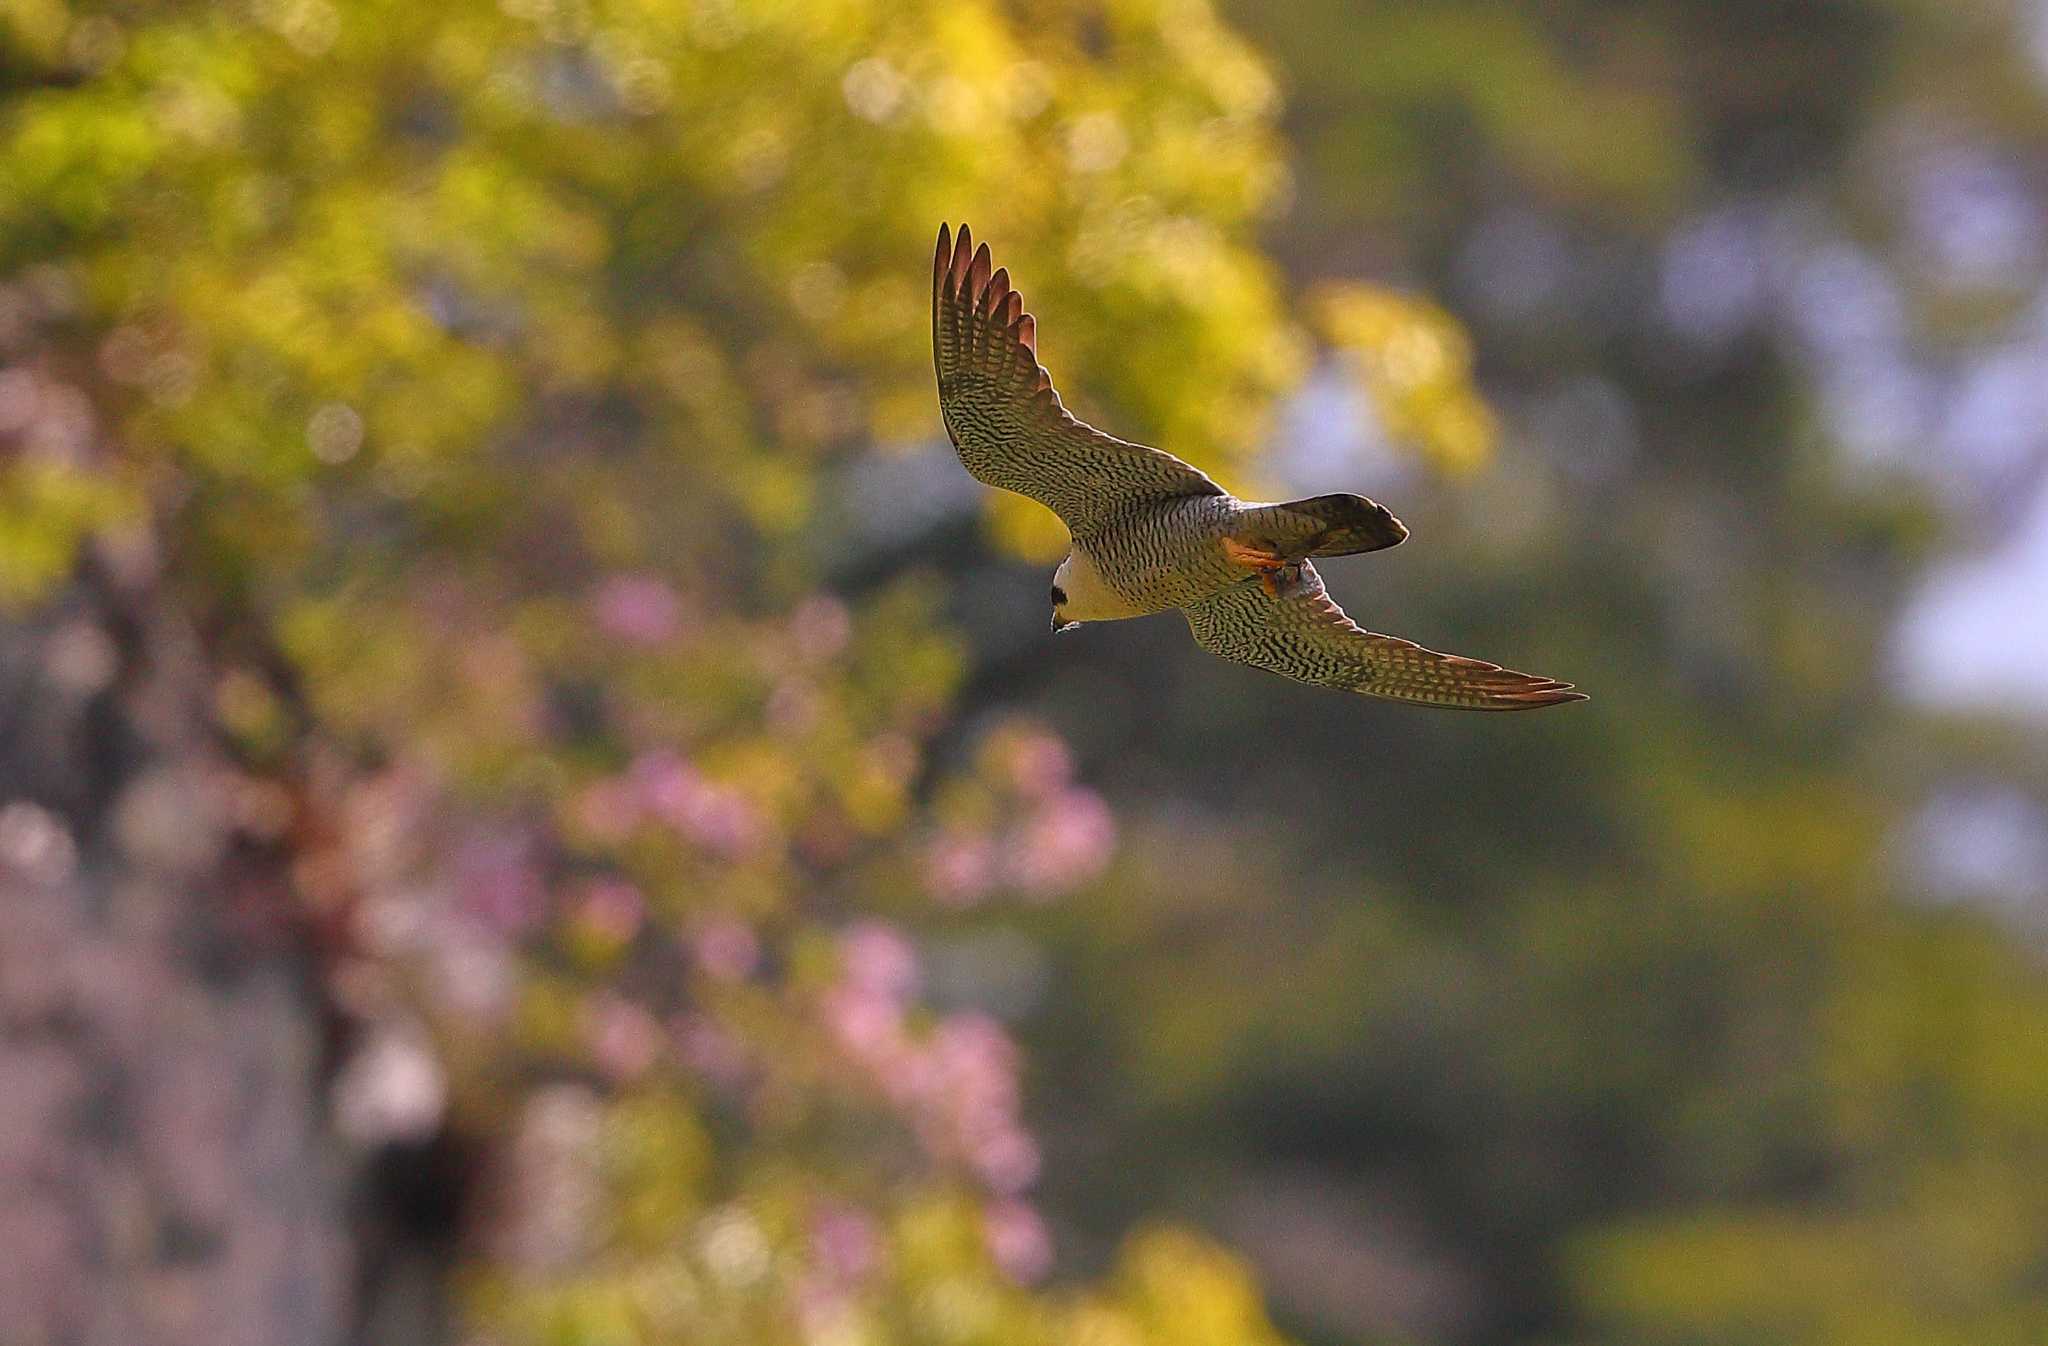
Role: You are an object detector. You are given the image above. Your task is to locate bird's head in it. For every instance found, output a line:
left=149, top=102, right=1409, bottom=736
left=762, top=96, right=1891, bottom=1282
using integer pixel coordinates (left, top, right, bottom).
left=1049, top=555, right=1079, bottom=634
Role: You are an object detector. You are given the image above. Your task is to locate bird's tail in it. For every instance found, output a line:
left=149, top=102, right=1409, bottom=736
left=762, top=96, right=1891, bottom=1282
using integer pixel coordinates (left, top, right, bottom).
left=1241, top=493, right=1409, bottom=560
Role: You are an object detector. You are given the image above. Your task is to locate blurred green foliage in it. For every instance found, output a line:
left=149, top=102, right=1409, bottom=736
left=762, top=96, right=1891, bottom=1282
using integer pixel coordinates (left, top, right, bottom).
left=1009, top=3, right=2048, bottom=1345
left=0, top=0, right=1369, bottom=1340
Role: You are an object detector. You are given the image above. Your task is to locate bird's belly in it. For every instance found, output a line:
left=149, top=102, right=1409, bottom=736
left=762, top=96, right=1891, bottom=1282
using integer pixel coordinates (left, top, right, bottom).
left=1080, top=505, right=1245, bottom=615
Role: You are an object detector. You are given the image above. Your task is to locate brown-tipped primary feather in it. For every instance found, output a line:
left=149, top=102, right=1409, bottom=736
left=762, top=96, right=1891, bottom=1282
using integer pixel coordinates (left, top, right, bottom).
left=966, top=242, right=991, bottom=302
left=1183, top=563, right=1586, bottom=711
left=930, top=222, right=1223, bottom=532
left=980, top=266, right=1010, bottom=318
left=948, top=223, right=974, bottom=291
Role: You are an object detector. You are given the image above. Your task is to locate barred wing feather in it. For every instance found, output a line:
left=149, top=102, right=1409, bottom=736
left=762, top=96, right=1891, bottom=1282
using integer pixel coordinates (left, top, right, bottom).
left=932, top=223, right=1223, bottom=535
left=1184, top=565, right=1586, bottom=711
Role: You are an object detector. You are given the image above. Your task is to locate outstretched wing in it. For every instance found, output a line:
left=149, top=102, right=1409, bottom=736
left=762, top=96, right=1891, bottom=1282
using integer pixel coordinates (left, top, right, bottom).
left=1184, top=564, right=1586, bottom=711
left=933, top=223, right=1224, bottom=535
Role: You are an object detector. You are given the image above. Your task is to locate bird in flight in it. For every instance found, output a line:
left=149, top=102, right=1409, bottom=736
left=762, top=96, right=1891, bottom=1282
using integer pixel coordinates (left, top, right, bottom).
left=931, top=223, right=1585, bottom=711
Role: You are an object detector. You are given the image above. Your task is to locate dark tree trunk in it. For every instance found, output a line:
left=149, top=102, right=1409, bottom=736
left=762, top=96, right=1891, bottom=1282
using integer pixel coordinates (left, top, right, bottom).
left=0, top=579, right=351, bottom=1346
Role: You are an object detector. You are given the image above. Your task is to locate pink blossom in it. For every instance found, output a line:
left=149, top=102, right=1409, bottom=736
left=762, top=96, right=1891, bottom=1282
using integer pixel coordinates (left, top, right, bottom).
left=984, top=1200, right=1053, bottom=1284
left=923, top=832, right=996, bottom=907
left=631, top=750, right=766, bottom=857
left=931, top=1013, right=1019, bottom=1104
left=435, top=936, right=515, bottom=1021
left=791, top=595, right=852, bottom=661
left=839, top=921, right=919, bottom=1001
left=684, top=788, right=765, bottom=857
left=821, top=983, right=905, bottom=1058
left=819, top=943, right=1046, bottom=1199
left=453, top=830, right=547, bottom=934
left=588, top=997, right=664, bottom=1080
left=766, top=678, right=821, bottom=732
left=571, top=776, right=643, bottom=842
left=1001, top=729, right=1073, bottom=800
left=631, top=749, right=700, bottom=815
left=877, top=1038, right=942, bottom=1109
left=810, top=1204, right=882, bottom=1285
left=0, top=367, right=41, bottom=433
left=0, top=801, right=77, bottom=887
left=971, top=1125, right=1042, bottom=1194
left=866, top=733, right=920, bottom=787
left=574, top=878, right=644, bottom=943
left=691, top=917, right=759, bottom=982
left=592, top=573, right=684, bottom=645
left=1007, top=788, right=1116, bottom=897
left=795, top=1283, right=854, bottom=1337
left=925, top=1014, right=1038, bottom=1191
left=332, top=1027, right=447, bottom=1145
left=675, top=1014, right=749, bottom=1087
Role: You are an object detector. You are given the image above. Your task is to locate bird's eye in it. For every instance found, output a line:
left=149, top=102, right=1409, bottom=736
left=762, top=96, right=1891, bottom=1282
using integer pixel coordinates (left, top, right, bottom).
left=1049, top=586, right=1067, bottom=606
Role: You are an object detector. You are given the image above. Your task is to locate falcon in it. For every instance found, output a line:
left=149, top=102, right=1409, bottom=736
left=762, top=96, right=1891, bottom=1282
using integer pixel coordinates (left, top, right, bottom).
left=931, top=223, right=1585, bottom=711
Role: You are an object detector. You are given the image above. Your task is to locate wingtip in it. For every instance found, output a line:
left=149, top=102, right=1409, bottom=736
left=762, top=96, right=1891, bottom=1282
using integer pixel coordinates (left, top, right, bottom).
left=967, top=240, right=992, bottom=300
left=932, top=223, right=1056, bottom=392
left=1507, top=686, right=1588, bottom=709
left=1464, top=673, right=1588, bottom=710
left=946, top=224, right=975, bottom=293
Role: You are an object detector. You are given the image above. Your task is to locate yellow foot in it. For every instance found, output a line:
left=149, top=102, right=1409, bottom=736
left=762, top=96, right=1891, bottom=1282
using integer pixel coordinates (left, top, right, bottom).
left=1224, top=537, right=1293, bottom=597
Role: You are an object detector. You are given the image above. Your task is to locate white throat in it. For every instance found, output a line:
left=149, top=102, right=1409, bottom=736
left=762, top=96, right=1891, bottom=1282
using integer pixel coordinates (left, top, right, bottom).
left=1053, top=551, right=1145, bottom=622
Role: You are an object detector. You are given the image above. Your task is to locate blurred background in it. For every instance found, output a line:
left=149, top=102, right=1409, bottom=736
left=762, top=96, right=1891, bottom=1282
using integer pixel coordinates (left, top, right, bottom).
left=4, top=1, right=2048, bottom=1343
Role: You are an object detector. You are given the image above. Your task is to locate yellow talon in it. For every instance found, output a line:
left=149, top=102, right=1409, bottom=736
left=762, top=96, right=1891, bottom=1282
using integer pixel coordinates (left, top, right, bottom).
left=1224, top=537, right=1293, bottom=596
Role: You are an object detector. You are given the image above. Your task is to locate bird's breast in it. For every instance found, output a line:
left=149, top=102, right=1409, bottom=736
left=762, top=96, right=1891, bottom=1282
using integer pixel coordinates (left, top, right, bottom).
left=1077, top=498, right=1247, bottom=615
